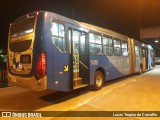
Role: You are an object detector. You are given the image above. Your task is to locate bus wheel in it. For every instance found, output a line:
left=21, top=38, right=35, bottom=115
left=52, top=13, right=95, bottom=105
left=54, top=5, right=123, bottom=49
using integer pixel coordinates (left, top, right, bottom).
left=93, top=71, right=104, bottom=90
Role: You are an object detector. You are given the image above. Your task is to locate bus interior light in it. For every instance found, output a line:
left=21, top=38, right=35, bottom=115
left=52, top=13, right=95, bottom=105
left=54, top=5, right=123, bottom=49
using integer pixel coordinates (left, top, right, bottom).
left=54, top=81, right=59, bottom=84
left=155, top=40, right=159, bottom=43
left=25, top=29, right=33, bottom=34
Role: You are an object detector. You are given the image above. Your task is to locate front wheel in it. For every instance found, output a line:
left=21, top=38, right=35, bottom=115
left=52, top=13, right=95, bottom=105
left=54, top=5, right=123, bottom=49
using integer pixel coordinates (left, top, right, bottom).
left=93, top=71, right=104, bottom=90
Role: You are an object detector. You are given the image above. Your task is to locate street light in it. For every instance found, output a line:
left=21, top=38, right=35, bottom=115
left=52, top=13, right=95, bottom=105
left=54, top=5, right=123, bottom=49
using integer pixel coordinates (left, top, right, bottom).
left=155, top=40, right=159, bottom=43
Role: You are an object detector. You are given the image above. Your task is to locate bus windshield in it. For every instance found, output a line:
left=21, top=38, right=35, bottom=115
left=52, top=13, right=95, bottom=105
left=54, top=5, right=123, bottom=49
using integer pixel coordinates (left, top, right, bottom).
left=10, top=16, right=35, bottom=38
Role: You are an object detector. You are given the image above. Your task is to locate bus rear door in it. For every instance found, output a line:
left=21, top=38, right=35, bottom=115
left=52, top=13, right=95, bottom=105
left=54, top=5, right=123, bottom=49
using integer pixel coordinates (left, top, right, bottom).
left=69, top=28, right=90, bottom=89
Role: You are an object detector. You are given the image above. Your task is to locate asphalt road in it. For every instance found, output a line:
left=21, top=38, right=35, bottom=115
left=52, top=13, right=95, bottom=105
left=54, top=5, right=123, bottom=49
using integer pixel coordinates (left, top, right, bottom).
left=0, top=66, right=160, bottom=120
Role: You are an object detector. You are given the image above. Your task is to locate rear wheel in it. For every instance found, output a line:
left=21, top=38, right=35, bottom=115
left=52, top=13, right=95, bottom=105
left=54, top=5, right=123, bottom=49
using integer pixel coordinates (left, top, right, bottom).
left=93, top=71, right=104, bottom=90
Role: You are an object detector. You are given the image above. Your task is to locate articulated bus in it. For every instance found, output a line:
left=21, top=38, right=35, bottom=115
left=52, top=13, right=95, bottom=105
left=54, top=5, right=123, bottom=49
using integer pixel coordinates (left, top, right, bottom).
left=7, top=11, right=155, bottom=91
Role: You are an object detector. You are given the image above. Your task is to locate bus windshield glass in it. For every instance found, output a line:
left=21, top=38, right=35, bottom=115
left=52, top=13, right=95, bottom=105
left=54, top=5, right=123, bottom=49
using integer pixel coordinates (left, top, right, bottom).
left=10, top=16, right=35, bottom=38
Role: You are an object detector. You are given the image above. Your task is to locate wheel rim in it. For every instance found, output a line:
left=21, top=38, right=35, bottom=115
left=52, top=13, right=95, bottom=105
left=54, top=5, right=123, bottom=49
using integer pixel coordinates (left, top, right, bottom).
left=96, top=75, right=102, bottom=87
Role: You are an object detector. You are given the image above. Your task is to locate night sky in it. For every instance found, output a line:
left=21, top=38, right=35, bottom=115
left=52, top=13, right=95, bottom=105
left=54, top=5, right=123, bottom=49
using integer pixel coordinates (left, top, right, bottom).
left=1, top=0, right=160, bottom=49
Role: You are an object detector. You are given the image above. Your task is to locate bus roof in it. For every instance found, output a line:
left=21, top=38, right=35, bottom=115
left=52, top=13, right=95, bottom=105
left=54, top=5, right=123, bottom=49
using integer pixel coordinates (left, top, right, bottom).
left=12, top=11, right=136, bottom=41
left=45, top=11, right=129, bottom=40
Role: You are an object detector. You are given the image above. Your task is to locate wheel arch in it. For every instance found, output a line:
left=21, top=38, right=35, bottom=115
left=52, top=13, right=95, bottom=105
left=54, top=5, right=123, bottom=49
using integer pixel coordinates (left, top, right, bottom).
left=90, top=67, right=105, bottom=91
left=96, top=67, right=105, bottom=80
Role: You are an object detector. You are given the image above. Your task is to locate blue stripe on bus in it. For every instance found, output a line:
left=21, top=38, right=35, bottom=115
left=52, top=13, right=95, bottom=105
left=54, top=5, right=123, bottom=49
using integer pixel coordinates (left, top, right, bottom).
left=89, top=55, right=125, bottom=85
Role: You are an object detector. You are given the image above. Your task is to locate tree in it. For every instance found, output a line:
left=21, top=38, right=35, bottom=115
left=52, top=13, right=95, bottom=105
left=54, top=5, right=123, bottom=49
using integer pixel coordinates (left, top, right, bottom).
left=0, top=49, right=7, bottom=68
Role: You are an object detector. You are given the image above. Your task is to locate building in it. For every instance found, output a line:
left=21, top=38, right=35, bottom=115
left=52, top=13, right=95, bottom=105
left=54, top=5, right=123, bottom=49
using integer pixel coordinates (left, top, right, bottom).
left=140, top=26, right=160, bottom=64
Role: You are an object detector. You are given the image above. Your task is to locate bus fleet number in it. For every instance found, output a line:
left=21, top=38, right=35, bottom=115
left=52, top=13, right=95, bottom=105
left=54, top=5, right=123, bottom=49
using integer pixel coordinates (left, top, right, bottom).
left=90, top=60, right=98, bottom=66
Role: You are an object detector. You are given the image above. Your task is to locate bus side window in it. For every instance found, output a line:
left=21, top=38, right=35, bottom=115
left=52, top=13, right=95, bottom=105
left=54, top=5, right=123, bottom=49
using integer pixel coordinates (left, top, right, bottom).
left=89, top=33, right=102, bottom=55
left=103, top=36, right=113, bottom=56
left=139, top=47, right=142, bottom=57
left=135, top=46, right=140, bottom=57
left=80, top=34, right=86, bottom=54
left=51, top=22, right=66, bottom=52
left=113, top=39, right=122, bottom=56
left=122, top=41, right=128, bottom=56
left=72, top=30, right=80, bottom=66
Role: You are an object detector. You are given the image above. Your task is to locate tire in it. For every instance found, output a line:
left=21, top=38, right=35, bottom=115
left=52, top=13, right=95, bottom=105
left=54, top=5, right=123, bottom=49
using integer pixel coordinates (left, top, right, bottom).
left=93, top=71, right=104, bottom=90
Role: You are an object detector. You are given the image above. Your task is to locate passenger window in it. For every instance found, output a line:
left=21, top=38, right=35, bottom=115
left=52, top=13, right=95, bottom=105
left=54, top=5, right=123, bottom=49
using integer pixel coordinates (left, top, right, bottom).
left=113, top=39, right=122, bottom=56
left=72, top=30, right=80, bottom=54
left=135, top=46, right=140, bottom=57
left=80, top=34, right=86, bottom=54
left=89, top=33, right=102, bottom=55
left=139, top=47, right=142, bottom=57
left=51, top=22, right=65, bottom=52
left=103, top=36, right=113, bottom=55
left=122, top=42, right=128, bottom=56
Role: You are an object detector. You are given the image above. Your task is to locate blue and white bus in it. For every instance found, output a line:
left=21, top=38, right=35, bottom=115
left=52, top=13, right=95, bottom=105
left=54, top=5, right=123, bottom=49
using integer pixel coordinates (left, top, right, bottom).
left=8, top=11, right=155, bottom=91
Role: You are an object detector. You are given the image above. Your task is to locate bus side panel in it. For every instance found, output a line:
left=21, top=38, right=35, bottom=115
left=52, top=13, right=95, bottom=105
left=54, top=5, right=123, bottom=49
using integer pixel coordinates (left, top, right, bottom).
left=89, top=55, right=128, bottom=85
left=48, top=48, right=70, bottom=91
left=43, top=13, right=70, bottom=91
left=107, top=56, right=130, bottom=77
left=135, top=56, right=141, bottom=72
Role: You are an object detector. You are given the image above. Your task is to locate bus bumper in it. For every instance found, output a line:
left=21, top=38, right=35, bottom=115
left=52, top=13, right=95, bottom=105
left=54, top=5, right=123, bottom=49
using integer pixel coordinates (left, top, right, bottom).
left=8, top=73, right=47, bottom=91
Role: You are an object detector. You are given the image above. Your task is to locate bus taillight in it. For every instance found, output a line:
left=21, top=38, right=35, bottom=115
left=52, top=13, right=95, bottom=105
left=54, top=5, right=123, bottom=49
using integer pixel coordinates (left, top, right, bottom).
left=35, top=52, right=46, bottom=80
left=36, top=12, right=39, bottom=16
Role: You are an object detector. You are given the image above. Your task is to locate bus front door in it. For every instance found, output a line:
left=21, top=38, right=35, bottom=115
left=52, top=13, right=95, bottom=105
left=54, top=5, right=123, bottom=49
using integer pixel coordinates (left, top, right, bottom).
left=69, top=28, right=89, bottom=89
